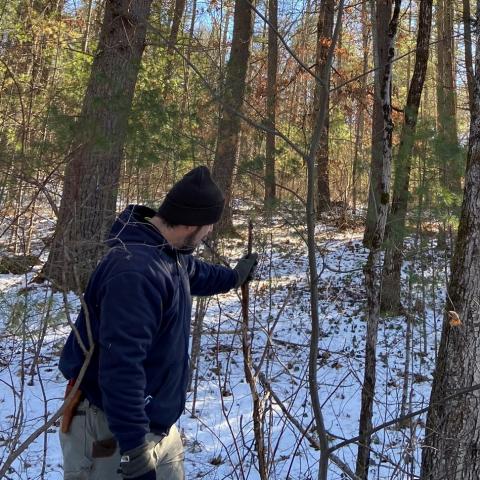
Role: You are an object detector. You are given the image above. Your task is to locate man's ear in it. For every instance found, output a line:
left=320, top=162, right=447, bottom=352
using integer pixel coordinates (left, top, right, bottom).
left=183, top=225, right=198, bottom=234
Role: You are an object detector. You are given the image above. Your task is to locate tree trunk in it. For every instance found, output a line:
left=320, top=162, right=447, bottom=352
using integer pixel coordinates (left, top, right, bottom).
left=44, top=0, right=153, bottom=290
left=356, top=1, right=401, bottom=478
left=363, top=0, right=393, bottom=247
left=421, top=6, right=480, bottom=475
left=220, top=6, right=232, bottom=75
left=167, top=0, right=187, bottom=55
left=162, top=0, right=188, bottom=95
left=463, top=0, right=475, bottom=111
left=264, top=0, right=278, bottom=205
left=352, top=0, right=369, bottom=214
left=212, top=0, right=254, bottom=234
left=313, top=0, right=334, bottom=214
left=436, top=0, right=461, bottom=195
left=380, top=0, right=433, bottom=313
left=82, top=0, right=95, bottom=52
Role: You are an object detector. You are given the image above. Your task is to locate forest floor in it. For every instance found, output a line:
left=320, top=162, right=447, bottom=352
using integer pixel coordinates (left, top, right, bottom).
left=0, top=204, right=447, bottom=479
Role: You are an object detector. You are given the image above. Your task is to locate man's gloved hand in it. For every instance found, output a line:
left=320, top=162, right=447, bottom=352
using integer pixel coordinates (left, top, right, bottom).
left=120, top=442, right=156, bottom=480
left=234, top=253, right=258, bottom=287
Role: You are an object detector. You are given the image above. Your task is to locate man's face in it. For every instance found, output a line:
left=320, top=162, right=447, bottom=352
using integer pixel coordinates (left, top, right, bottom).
left=181, top=224, right=213, bottom=249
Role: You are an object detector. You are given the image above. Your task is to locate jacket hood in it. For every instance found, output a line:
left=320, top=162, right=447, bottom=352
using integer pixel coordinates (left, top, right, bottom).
left=107, top=204, right=168, bottom=248
left=106, top=204, right=195, bottom=255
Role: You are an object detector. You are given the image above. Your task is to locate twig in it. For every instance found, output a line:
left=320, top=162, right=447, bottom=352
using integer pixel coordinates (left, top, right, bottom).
left=258, top=372, right=361, bottom=480
left=329, top=383, right=480, bottom=453
left=0, top=261, right=96, bottom=477
left=304, top=1, right=344, bottom=478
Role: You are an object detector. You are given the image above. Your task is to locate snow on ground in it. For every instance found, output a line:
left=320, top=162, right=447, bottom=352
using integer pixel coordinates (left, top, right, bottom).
left=0, top=208, right=447, bottom=479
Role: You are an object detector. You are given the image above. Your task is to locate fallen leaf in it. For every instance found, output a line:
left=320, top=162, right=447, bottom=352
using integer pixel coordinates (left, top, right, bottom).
left=448, top=311, right=461, bottom=327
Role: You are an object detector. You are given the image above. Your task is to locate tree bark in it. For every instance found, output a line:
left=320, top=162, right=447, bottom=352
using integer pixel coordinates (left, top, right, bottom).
left=463, top=0, right=475, bottom=111
left=356, top=1, right=401, bottom=478
left=421, top=5, right=480, bottom=475
left=82, top=0, right=95, bottom=53
left=167, top=0, right=187, bottom=55
left=162, top=0, right=188, bottom=95
left=44, top=0, right=153, bottom=290
left=212, top=0, right=254, bottom=233
left=436, top=0, right=461, bottom=194
left=313, top=0, right=334, bottom=214
left=363, top=0, right=393, bottom=248
left=264, top=0, right=278, bottom=205
left=380, top=0, right=433, bottom=313
left=352, top=0, right=369, bottom=214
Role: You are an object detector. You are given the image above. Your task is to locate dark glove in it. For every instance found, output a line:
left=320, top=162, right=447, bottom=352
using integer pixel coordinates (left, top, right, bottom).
left=124, top=472, right=155, bottom=480
left=234, top=253, right=258, bottom=287
left=120, top=442, right=156, bottom=480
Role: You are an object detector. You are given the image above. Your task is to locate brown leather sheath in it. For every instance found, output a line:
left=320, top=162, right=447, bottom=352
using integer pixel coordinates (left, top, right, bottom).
left=61, top=379, right=83, bottom=434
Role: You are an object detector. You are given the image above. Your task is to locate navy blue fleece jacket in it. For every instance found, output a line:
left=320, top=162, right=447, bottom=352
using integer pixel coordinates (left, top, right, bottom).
left=59, top=205, right=237, bottom=453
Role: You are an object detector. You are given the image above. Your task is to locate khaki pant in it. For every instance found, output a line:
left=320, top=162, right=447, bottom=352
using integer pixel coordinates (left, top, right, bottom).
left=60, top=399, right=184, bottom=480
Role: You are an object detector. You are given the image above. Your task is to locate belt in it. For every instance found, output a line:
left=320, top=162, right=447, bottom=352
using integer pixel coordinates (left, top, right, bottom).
left=72, top=402, right=171, bottom=438
left=150, top=425, right=170, bottom=437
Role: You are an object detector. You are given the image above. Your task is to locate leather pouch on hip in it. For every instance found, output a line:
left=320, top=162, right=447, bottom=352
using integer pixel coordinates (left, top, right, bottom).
left=61, top=379, right=83, bottom=434
left=92, top=437, right=118, bottom=458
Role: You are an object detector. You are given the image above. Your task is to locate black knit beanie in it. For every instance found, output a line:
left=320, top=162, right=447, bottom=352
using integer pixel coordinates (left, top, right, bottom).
left=157, top=166, right=225, bottom=226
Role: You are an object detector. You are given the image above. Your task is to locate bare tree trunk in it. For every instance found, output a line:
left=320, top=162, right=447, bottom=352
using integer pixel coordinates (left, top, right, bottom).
left=162, top=0, right=188, bottom=94
left=463, top=0, right=475, bottom=111
left=352, top=0, right=369, bottom=214
left=363, top=0, right=393, bottom=248
left=82, top=0, right=95, bottom=53
left=380, top=0, right=433, bottom=313
left=220, top=5, right=232, bottom=77
left=212, top=0, right=254, bottom=234
left=44, top=0, right=153, bottom=290
left=421, top=5, right=480, bottom=475
left=264, top=0, right=278, bottom=205
left=167, top=0, right=187, bottom=55
left=436, top=0, right=445, bottom=123
left=313, top=0, right=334, bottom=214
left=178, top=0, right=198, bottom=145
left=436, top=0, right=462, bottom=202
left=356, top=1, right=401, bottom=478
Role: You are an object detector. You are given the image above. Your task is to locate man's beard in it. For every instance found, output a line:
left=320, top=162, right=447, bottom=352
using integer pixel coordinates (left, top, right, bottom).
left=178, top=226, right=204, bottom=253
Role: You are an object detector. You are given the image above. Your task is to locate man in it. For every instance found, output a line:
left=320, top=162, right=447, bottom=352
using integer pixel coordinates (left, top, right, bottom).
left=58, top=166, right=257, bottom=480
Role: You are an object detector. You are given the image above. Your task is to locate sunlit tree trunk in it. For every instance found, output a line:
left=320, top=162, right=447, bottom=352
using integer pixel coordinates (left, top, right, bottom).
left=356, top=1, right=401, bottom=478
left=463, top=0, right=475, bottom=110
left=212, top=0, right=254, bottom=233
left=363, top=0, right=393, bottom=247
left=313, top=0, right=334, bottom=214
left=45, top=0, right=153, bottom=290
left=380, top=0, right=433, bottom=313
left=352, top=0, right=369, bottom=214
left=264, top=0, right=278, bottom=205
left=436, top=0, right=462, bottom=241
